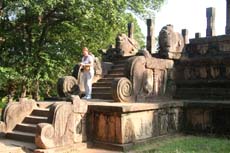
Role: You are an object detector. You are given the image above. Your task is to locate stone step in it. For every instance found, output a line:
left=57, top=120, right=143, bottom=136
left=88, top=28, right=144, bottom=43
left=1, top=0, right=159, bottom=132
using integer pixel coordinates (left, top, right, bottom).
left=108, top=69, right=125, bottom=75
left=113, top=60, right=128, bottom=65
left=92, top=93, right=113, bottom=100
left=112, top=63, right=126, bottom=69
left=93, top=82, right=112, bottom=87
left=14, top=123, right=37, bottom=134
left=111, top=67, right=125, bottom=71
left=23, top=116, right=48, bottom=124
left=98, top=78, right=114, bottom=83
left=31, top=108, right=50, bottom=117
left=113, top=56, right=131, bottom=62
left=93, top=87, right=112, bottom=93
left=6, top=131, right=35, bottom=143
left=104, top=74, right=125, bottom=78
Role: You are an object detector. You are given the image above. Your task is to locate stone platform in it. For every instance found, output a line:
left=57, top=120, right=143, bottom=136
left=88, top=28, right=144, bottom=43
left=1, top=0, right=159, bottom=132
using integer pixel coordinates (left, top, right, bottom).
left=1, top=99, right=230, bottom=152
left=86, top=99, right=183, bottom=151
left=0, top=99, right=183, bottom=152
left=0, top=138, right=36, bottom=153
left=183, top=100, right=230, bottom=135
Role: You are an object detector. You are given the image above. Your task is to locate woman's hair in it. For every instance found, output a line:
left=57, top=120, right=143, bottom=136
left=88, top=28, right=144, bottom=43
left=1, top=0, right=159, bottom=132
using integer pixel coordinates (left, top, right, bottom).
left=82, top=47, right=89, bottom=52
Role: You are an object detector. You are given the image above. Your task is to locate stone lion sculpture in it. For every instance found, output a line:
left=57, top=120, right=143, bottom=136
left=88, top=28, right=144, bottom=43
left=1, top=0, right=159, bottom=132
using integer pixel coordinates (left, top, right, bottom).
left=158, top=24, right=184, bottom=59
left=115, top=33, right=139, bottom=57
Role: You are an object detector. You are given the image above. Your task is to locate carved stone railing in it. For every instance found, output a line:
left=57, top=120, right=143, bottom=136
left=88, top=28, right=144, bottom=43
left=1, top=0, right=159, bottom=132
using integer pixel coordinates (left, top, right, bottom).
left=0, top=98, right=37, bottom=135
left=124, top=50, right=174, bottom=102
left=35, top=96, right=87, bottom=149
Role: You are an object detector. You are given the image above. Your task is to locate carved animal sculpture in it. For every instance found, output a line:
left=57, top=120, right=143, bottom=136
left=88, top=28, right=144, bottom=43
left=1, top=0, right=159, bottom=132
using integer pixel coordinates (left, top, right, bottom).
left=158, top=24, right=184, bottom=59
left=115, top=33, right=139, bottom=56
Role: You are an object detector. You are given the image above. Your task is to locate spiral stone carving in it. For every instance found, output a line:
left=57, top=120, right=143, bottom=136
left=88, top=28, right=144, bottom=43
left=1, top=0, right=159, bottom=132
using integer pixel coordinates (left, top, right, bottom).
left=35, top=96, right=87, bottom=149
left=57, top=76, right=80, bottom=97
left=112, top=77, right=134, bottom=102
left=35, top=123, right=55, bottom=149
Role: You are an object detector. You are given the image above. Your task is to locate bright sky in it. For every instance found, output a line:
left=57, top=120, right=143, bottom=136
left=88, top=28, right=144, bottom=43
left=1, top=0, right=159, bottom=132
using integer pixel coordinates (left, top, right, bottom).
left=139, top=0, right=226, bottom=39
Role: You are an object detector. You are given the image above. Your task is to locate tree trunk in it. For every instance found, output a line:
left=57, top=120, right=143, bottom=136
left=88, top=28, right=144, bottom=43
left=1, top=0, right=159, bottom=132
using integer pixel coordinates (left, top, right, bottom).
left=32, top=80, right=40, bottom=101
left=21, top=82, right=27, bottom=98
left=7, top=81, right=16, bottom=103
left=45, top=85, right=51, bottom=98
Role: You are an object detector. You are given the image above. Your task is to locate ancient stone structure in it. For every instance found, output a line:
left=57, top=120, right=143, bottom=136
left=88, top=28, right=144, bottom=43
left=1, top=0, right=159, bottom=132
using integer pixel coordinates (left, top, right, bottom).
left=101, top=29, right=139, bottom=61
left=206, top=7, right=216, bottom=37
left=125, top=50, right=174, bottom=102
left=158, top=24, right=185, bottom=59
left=0, top=98, right=37, bottom=134
left=0, top=96, right=87, bottom=152
left=146, top=19, right=155, bottom=53
left=195, top=32, right=201, bottom=38
left=35, top=96, right=87, bottom=149
left=183, top=101, right=230, bottom=135
left=226, top=0, right=230, bottom=34
left=174, top=35, right=230, bottom=99
left=173, top=3, right=230, bottom=100
left=182, top=29, right=189, bottom=44
left=112, top=77, right=134, bottom=102
left=4, top=4, right=230, bottom=152
left=115, top=33, right=139, bottom=56
left=87, top=102, right=183, bottom=148
left=57, top=76, right=80, bottom=97
left=55, top=26, right=175, bottom=103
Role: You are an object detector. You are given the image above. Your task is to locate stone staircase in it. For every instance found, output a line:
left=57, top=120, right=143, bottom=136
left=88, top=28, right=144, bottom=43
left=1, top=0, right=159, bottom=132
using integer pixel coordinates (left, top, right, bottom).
left=5, top=108, right=50, bottom=143
left=0, top=98, right=88, bottom=152
left=92, top=57, right=129, bottom=100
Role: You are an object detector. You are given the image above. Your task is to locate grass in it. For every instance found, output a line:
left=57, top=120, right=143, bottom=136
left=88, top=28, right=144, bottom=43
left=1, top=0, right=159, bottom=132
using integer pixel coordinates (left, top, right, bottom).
left=131, top=135, right=230, bottom=153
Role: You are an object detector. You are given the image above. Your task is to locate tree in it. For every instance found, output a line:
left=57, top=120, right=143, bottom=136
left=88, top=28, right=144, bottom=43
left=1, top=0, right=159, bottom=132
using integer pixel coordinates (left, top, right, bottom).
left=0, top=0, right=165, bottom=101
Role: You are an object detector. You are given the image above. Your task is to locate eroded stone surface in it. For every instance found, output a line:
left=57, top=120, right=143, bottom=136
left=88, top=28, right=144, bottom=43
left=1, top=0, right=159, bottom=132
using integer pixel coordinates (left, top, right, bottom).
left=87, top=101, right=183, bottom=144
left=35, top=96, right=88, bottom=149
left=158, top=24, right=185, bottom=59
left=125, top=50, right=174, bottom=101
left=0, top=98, right=36, bottom=135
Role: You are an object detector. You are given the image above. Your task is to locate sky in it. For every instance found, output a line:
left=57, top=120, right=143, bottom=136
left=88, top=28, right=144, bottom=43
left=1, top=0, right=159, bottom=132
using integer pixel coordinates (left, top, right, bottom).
left=139, top=0, right=226, bottom=39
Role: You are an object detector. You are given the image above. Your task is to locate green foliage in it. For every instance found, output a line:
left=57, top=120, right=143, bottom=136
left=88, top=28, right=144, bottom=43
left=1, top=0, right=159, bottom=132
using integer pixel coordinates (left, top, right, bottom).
left=0, top=96, right=8, bottom=108
left=132, top=135, right=230, bottom=153
left=0, top=0, right=165, bottom=99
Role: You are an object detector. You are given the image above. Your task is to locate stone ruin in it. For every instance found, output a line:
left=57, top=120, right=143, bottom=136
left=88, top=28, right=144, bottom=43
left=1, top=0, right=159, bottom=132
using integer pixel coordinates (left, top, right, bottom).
left=158, top=24, right=184, bottom=59
left=56, top=22, right=176, bottom=103
left=1, top=1, right=230, bottom=152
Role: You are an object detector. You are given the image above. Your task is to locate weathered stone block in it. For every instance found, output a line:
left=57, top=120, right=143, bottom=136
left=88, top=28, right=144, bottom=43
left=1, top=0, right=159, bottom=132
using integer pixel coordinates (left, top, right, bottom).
left=183, top=101, right=230, bottom=135
left=87, top=102, right=183, bottom=146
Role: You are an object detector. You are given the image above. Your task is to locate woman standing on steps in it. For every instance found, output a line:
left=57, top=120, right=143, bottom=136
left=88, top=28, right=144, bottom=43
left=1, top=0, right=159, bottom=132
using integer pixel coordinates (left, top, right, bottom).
left=80, top=47, right=94, bottom=99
